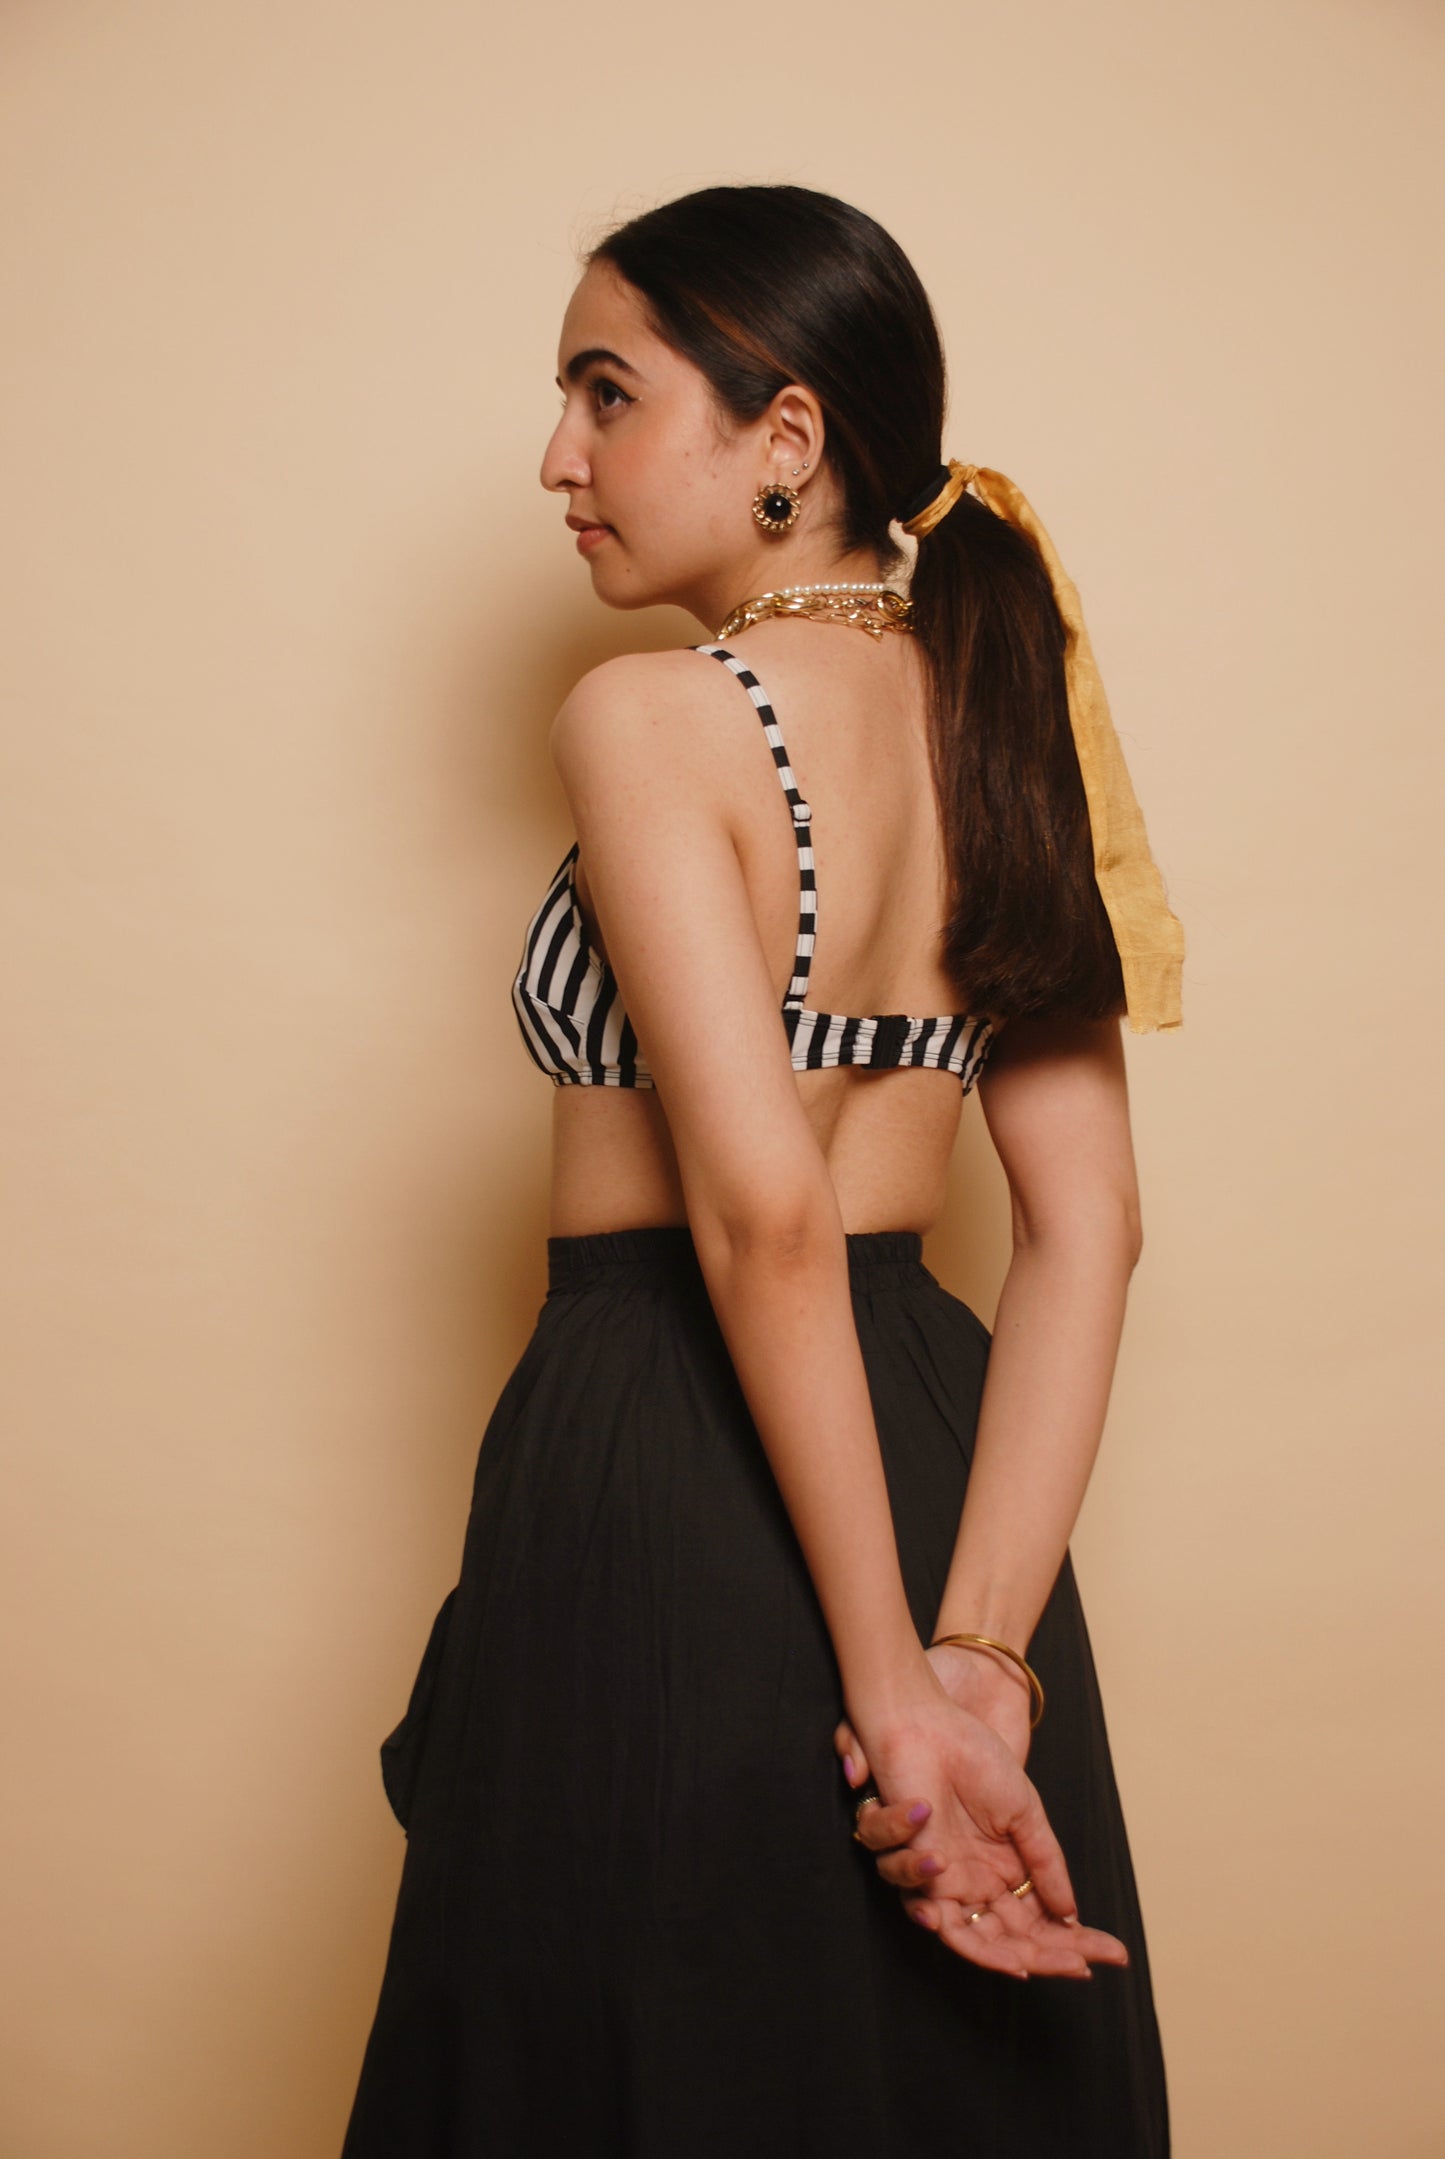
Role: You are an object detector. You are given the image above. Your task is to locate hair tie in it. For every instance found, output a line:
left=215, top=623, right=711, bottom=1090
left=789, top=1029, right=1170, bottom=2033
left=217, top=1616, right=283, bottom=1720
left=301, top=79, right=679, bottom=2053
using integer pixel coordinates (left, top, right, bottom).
left=898, top=459, right=1185, bottom=1034
left=897, top=460, right=977, bottom=538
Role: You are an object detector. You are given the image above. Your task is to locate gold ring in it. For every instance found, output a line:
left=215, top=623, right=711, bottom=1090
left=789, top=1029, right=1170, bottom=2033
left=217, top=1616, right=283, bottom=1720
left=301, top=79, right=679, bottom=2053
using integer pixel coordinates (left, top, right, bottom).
left=851, top=1793, right=882, bottom=1842
left=1011, top=1875, right=1035, bottom=1898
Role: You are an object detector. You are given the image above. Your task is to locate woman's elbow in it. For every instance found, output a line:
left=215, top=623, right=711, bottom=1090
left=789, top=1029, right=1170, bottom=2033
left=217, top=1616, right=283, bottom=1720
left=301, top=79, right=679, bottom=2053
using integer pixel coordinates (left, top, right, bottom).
left=691, top=1174, right=838, bottom=1267
left=1013, top=1191, right=1144, bottom=1268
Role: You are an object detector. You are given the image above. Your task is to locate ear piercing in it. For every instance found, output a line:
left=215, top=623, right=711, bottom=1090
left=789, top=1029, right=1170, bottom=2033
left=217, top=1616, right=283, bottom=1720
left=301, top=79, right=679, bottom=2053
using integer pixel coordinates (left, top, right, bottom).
left=751, top=460, right=810, bottom=534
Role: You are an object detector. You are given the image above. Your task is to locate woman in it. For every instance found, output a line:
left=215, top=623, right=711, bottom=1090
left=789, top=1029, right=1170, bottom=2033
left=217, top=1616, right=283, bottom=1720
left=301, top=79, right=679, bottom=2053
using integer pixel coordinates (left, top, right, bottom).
left=340, top=183, right=1183, bottom=2156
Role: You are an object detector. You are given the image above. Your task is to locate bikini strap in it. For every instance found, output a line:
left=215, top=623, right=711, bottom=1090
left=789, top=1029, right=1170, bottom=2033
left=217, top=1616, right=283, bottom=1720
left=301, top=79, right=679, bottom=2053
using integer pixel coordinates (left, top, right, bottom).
left=694, top=644, right=815, bottom=1010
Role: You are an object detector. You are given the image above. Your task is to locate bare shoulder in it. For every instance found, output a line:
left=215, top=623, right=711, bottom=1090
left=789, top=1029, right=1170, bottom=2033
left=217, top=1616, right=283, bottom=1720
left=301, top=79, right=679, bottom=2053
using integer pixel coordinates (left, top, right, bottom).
left=548, top=646, right=752, bottom=800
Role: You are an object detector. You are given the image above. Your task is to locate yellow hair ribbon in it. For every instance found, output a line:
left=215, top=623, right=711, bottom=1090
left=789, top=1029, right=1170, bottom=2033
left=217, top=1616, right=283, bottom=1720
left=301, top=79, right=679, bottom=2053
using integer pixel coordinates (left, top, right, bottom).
left=908, top=460, right=1185, bottom=1034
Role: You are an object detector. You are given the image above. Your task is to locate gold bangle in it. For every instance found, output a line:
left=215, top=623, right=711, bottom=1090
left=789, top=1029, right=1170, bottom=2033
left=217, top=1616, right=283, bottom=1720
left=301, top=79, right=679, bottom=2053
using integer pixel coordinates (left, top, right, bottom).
left=929, top=1632, right=1045, bottom=1729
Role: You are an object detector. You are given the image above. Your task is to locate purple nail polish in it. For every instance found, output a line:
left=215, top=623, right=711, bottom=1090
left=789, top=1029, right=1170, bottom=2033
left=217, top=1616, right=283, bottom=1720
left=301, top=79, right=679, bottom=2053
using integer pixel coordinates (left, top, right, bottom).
left=907, top=1800, right=931, bottom=1824
left=843, top=1754, right=856, bottom=1783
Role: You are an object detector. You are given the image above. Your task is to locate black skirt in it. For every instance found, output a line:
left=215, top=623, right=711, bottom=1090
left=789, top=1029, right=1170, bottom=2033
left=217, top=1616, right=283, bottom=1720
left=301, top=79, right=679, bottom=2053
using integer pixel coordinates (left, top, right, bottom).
left=340, top=1225, right=1170, bottom=2157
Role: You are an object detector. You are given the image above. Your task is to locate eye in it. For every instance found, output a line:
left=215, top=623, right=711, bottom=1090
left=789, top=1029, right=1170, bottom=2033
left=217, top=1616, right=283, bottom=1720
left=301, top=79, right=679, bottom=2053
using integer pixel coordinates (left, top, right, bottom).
left=557, top=374, right=634, bottom=414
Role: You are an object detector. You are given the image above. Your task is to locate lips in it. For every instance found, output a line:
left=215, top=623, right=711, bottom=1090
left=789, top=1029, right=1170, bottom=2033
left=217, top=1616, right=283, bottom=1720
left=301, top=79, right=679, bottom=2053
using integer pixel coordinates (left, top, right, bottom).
left=566, top=516, right=612, bottom=534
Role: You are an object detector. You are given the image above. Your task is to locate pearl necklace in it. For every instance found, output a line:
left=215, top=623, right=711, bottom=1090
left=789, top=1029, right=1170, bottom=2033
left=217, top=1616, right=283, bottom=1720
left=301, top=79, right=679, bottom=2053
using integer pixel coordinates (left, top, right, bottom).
left=715, top=580, right=915, bottom=643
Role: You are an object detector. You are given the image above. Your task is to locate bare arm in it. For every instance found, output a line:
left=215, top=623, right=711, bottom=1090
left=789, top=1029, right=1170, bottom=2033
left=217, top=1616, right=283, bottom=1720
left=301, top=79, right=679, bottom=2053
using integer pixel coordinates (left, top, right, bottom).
left=826, top=1016, right=1148, bottom=1943
left=932, top=1013, right=1145, bottom=1661
left=550, top=655, right=927, bottom=1720
left=689, top=1201, right=926, bottom=1710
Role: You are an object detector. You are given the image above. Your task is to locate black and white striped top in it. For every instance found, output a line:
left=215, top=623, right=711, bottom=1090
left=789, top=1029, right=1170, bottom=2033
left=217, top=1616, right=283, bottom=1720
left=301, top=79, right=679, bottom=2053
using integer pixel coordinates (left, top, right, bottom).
left=511, top=643, right=998, bottom=1094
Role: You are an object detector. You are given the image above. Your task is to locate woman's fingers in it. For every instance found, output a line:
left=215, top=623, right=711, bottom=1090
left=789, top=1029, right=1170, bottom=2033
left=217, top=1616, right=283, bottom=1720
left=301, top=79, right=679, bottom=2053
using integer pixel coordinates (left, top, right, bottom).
left=983, top=1866, right=1130, bottom=1965
left=852, top=1792, right=1054, bottom=1914
left=853, top=1791, right=1132, bottom=1977
left=904, top=1895, right=1037, bottom=1978
left=994, top=1783, right=1081, bottom=1925
left=873, top=1844, right=948, bottom=1890
left=903, top=1884, right=1131, bottom=1978
left=851, top=1792, right=939, bottom=1890
left=935, top=1901, right=1064, bottom=1976
left=1028, top=1917, right=1130, bottom=1967
left=844, top=1704, right=1130, bottom=1979
left=833, top=1716, right=868, bottom=1787
left=951, top=1873, right=1130, bottom=1972
left=905, top=1894, right=1101, bottom=1979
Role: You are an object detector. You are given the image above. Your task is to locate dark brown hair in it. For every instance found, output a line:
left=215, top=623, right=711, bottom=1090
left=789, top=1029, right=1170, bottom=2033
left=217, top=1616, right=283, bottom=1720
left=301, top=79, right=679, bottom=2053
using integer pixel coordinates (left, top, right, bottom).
left=587, top=183, right=1128, bottom=1024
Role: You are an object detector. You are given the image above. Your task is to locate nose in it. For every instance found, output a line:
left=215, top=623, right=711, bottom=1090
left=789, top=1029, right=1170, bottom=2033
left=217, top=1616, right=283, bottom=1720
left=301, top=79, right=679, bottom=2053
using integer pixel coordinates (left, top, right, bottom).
left=540, top=408, right=590, bottom=496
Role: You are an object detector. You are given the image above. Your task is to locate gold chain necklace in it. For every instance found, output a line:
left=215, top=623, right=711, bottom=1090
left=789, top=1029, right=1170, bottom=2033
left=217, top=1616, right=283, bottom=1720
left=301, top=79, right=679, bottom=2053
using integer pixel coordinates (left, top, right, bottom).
left=715, top=580, right=914, bottom=643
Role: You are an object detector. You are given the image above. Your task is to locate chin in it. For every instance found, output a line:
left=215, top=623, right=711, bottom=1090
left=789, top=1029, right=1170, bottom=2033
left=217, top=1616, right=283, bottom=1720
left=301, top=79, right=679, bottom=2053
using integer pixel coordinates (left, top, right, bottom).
left=590, top=585, right=655, bottom=615
left=587, top=565, right=678, bottom=616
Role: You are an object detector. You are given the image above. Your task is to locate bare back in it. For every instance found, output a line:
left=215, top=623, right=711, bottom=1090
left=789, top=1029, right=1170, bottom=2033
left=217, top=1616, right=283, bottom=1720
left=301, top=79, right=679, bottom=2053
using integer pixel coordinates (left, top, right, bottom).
left=548, top=619, right=993, bottom=1238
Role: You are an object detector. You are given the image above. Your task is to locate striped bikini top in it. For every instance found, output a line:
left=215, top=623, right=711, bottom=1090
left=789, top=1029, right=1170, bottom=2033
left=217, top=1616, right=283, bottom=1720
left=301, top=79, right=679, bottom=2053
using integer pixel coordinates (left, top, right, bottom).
left=511, top=643, right=998, bottom=1094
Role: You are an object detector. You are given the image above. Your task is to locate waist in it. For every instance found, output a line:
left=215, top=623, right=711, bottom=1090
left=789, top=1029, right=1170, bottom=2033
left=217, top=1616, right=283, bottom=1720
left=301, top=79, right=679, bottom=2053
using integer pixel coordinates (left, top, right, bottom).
left=548, top=1080, right=961, bottom=1257
left=546, top=1221, right=927, bottom=1295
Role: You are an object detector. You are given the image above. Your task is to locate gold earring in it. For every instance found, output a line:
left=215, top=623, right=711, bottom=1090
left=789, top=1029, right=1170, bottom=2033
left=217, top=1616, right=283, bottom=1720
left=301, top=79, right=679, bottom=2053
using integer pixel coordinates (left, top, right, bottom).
left=752, top=479, right=803, bottom=534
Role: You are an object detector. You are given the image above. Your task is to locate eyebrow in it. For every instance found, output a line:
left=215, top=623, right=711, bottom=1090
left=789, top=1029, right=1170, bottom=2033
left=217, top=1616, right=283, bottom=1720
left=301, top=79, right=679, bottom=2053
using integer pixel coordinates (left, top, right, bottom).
left=554, top=347, right=644, bottom=389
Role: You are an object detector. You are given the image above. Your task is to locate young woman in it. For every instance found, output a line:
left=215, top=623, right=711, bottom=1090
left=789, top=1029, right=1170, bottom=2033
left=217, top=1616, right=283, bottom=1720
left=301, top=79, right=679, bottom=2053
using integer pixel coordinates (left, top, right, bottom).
left=340, top=183, right=1183, bottom=2157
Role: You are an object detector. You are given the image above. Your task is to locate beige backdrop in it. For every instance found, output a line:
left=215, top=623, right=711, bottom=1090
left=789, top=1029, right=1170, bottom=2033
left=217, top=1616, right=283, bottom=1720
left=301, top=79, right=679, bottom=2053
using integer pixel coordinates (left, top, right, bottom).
left=3, top=1, right=1441, bottom=2152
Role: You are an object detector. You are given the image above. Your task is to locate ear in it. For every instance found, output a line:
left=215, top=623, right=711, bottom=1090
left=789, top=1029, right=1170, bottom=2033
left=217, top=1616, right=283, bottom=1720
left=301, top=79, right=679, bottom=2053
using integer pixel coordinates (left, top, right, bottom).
left=756, top=383, right=826, bottom=484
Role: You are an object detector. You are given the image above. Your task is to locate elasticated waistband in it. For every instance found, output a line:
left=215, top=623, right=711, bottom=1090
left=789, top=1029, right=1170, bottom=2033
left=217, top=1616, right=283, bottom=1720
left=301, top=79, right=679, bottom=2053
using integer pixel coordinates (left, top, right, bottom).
left=546, top=1221, right=925, bottom=1294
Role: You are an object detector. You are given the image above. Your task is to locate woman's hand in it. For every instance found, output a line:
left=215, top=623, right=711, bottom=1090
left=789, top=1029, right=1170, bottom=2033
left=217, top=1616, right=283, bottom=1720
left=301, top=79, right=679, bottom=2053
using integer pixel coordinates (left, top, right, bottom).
left=838, top=1638, right=1035, bottom=1781
left=840, top=1660, right=1131, bottom=1980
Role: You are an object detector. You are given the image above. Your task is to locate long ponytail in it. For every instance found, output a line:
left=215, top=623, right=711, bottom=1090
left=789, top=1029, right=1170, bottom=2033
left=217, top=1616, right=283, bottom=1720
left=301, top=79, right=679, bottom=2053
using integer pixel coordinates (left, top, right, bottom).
left=906, top=487, right=1128, bottom=1022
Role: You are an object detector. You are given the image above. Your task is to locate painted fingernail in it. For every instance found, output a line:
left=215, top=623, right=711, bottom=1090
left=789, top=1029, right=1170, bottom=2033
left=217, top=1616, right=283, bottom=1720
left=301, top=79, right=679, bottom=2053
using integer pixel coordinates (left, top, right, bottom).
left=910, top=1904, right=937, bottom=1929
left=843, top=1754, right=856, bottom=1783
left=906, top=1800, right=931, bottom=1824
left=919, top=1856, right=942, bottom=1876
